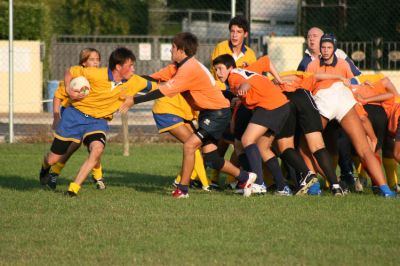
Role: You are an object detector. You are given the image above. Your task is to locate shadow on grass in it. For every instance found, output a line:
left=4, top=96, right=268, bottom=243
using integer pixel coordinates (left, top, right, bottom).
left=0, top=170, right=172, bottom=195
left=105, top=169, right=174, bottom=194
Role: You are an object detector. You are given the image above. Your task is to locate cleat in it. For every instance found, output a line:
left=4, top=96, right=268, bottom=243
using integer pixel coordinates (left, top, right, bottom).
left=189, top=180, right=203, bottom=189
left=251, top=183, right=267, bottom=194
left=202, top=186, right=211, bottom=192
left=331, top=184, right=345, bottom=196
left=380, top=190, right=397, bottom=198
left=47, top=172, right=58, bottom=190
left=95, top=178, right=106, bottom=190
left=225, top=181, right=238, bottom=190
left=66, top=191, right=77, bottom=197
left=210, top=181, right=221, bottom=191
left=296, top=171, right=318, bottom=195
left=172, top=180, right=179, bottom=188
left=39, top=166, right=50, bottom=186
left=307, top=182, right=322, bottom=196
left=275, top=185, right=293, bottom=196
left=243, top=172, right=257, bottom=197
left=172, top=188, right=189, bottom=198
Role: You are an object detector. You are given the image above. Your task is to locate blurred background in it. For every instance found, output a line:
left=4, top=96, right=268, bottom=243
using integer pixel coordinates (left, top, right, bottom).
left=1, top=0, right=400, bottom=143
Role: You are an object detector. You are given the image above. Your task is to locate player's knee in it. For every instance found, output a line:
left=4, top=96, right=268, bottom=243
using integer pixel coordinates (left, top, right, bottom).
left=393, top=145, right=400, bottom=162
left=203, top=150, right=225, bottom=170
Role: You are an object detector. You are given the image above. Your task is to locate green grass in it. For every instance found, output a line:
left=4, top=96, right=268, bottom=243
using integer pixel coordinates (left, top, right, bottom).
left=0, top=143, right=399, bottom=265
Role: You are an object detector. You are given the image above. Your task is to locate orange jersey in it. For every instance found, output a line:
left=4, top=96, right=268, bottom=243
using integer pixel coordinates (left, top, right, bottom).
left=354, top=103, right=368, bottom=118
left=306, top=57, right=354, bottom=94
left=351, top=79, right=395, bottom=116
left=388, top=103, right=400, bottom=137
left=158, top=57, right=230, bottom=111
left=245, top=56, right=271, bottom=74
left=150, top=64, right=197, bottom=120
left=227, top=68, right=288, bottom=110
left=275, top=71, right=316, bottom=92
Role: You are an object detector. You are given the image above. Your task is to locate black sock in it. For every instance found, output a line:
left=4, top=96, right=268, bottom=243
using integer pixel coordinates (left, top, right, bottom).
left=280, top=148, right=309, bottom=177
left=244, top=144, right=263, bottom=184
left=313, top=148, right=338, bottom=185
left=177, top=184, right=189, bottom=193
left=265, top=156, right=286, bottom=191
left=235, top=169, right=249, bottom=183
left=238, top=153, right=251, bottom=171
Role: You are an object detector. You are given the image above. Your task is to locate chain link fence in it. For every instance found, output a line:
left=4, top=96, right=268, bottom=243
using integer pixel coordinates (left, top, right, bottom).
left=1, top=0, right=400, bottom=143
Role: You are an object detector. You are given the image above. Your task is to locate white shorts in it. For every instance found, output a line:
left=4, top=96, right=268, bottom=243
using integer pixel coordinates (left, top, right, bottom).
left=313, top=82, right=356, bottom=122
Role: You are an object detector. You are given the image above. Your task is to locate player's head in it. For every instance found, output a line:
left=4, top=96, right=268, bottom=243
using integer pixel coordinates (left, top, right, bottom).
left=79, top=48, right=101, bottom=68
left=320, top=33, right=337, bottom=61
left=307, top=27, right=324, bottom=53
left=109, top=47, right=136, bottom=80
left=212, top=54, right=237, bottom=83
left=171, top=32, right=198, bottom=62
left=229, top=15, right=249, bottom=48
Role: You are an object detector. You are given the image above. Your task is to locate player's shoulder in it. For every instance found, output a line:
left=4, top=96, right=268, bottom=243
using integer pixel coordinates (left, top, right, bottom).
left=335, top=49, right=348, bottom=59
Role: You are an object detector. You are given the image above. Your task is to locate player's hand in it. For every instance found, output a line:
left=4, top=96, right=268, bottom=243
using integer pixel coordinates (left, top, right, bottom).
left=354, top=93, right=367, bottom=105
left=51, top=116, right=60, bottom=130
left=119, top=96, right=134, bottom=114
left=68, top=89, right=86, bottom=100
left=363, top=80, right=373, bottom=87
left=342, top=78, right=351, bottom=87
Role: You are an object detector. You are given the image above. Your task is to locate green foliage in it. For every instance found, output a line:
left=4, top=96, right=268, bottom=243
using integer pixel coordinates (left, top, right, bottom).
left=0, top=143, right=400, bottom=265
left=0, top=1, right=51, bottom=40
left=59, top=0, right=148, bottom=35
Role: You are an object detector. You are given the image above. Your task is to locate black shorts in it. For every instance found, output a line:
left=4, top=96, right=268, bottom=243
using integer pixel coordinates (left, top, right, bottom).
left=396, top=117, right=400, bottom=141
left=284, top=89, right=323, bottom=134
left=250, top=103, right=291, bottom=135
left=234, top=104, right=253, bottom=140
left=364, top=104, right=388, bottom=150
left=196, top=108, right=231, bottom=145
left=276, top=101, right=297, bottom=139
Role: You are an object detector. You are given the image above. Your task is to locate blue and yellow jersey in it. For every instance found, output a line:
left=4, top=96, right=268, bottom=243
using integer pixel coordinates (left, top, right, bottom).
left=54, top=81, right=71, bottom=108
left=69, top=66, right=156, bottom=120
left=211, top=40, right=257, bottom=90
left=351, top=73, right=385, bottom=85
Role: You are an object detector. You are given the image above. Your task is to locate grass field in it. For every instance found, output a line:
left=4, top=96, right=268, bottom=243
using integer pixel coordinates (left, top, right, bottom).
left=1, top=143, right=399, bottom=265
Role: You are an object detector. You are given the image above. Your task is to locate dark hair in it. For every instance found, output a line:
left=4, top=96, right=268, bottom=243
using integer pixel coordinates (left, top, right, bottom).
left=229, top=15, right=249, bottom=32
left=79, top=48, right=101, bottom=66
left=108, top=47, right=136, bottom=70
left=320, top=33, right=337, bottom=51
left=212, top=54, right=237, bottom=69
left=172, top=32, right=198, bottom=57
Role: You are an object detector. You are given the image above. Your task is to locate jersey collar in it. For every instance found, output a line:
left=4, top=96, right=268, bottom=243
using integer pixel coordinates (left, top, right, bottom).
left=229, top=40, right=247, bottom=54
left=319, top=54, right=338, bottom=67
left=108, top=67, right=127, bottom=84
left=175, top=56, right=192, bottom=69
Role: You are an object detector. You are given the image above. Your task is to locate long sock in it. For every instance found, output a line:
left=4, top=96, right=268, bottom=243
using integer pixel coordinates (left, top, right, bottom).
left=244, top=144, right=263, bottom=184
left=235, top=169, right=249, bottom=183
left=313, top=148, right=339, bottom=186
left=177, top=184, right=188, bottom=193
left=91, top=164, right=103, bottom=181
left=51, top=162, right=65, bottom=175
left=280, top=148, right=309, bottom=178
left=226, top=175, right=236, bottom=184
left=265, top=156, right=286, bottom=191
left=194, top=149, right=210, bottom=187
left=42, top=161, right=50, bottom=171
left=238, top=153, right=251, bottom=171
left=383, top=157, right=398, bottom=189
left=262, top=163, right=275, bottom=187
left=68, top=182, right=81, bottom=194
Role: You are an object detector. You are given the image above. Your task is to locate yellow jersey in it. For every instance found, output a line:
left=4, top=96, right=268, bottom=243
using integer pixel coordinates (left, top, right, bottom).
left=70, top=66, right=156, bottom=120
left=211, top=40, right=257, bottom=90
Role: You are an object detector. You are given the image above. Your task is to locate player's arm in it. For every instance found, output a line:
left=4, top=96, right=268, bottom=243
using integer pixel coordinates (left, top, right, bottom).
left=355, top=91, right=394, bottom=105
left=64, top=66, right=86, bottom=100
left=118, top=96, right=134, bottom=114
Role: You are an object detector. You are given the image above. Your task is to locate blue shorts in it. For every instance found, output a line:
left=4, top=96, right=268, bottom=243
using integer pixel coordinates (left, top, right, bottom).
left=153, top=113, right=185, bottom=133
left=55, top=107, right=109, bottom=143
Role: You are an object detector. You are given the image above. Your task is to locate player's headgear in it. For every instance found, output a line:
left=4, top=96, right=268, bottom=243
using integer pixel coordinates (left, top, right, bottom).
left=320, top=33, right=337, bottom=51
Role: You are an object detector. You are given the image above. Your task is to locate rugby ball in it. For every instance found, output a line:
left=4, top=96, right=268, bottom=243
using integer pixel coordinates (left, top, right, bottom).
left=70, top=76, right=90, bottom=96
